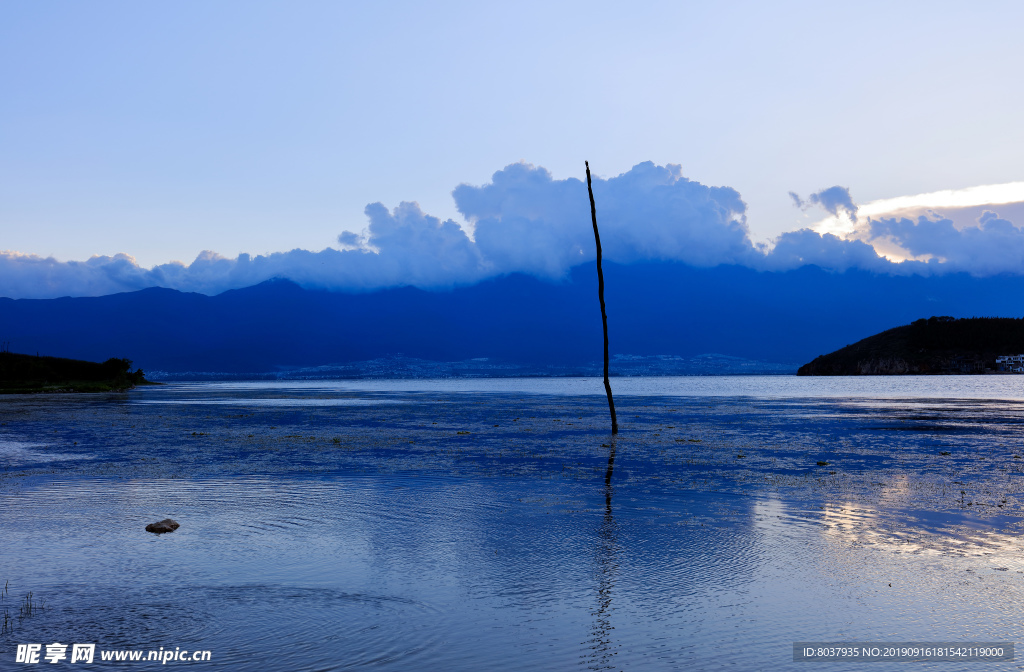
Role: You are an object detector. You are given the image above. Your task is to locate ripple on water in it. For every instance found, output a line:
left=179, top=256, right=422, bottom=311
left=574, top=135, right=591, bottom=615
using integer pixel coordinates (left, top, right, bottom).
left=4, top=584, right=215, bottom=650
left=197, top=586, right=445, bottom=670
left=4, top=584, right=444, bottom=672
left=6, top=475, right=1024, bottom=671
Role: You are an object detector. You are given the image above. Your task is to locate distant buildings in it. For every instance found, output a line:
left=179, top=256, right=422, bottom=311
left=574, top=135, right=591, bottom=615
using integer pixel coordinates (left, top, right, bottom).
left=949, top=357, right=987, bottom=374
left=996, top=355, right=1024, bottom=372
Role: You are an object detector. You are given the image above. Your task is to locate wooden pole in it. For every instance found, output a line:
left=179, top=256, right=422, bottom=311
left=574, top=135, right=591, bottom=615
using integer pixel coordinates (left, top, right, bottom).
left=586, top=161, right=618, bottom=434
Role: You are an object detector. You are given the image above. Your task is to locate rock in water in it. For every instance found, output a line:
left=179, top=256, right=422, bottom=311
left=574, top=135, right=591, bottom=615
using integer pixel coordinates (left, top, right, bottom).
left=145, top=518, right=180, bottom=534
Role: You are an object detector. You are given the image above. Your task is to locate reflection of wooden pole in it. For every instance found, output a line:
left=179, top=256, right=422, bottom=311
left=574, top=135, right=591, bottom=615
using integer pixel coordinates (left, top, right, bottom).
left=604, top=437, right=616, bottom=511
left=587, top=436, right=618, bottom=667
left=586, top=161, right=618, bottom=435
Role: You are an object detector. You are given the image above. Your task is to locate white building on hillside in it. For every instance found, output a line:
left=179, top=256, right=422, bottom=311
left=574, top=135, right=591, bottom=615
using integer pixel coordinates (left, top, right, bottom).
left=996, top=355, right=1024, bottom=372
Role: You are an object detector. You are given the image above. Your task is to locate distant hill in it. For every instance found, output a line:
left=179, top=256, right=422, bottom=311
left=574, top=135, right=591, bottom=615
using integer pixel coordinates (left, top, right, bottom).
left=797, top=316, right=1024, bottom=375
left=0, top=352, right=149, bottom=392
left=4, top=261, right=1024, bottom=375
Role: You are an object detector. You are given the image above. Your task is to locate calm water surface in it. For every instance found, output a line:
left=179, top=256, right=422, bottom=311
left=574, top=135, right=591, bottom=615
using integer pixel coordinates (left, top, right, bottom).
left=3, top=376, right=1024, bottom=670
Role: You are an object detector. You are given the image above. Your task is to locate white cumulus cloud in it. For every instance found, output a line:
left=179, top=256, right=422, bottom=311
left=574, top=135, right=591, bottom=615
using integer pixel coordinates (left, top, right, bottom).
left=5, top=162, right=1024, bottom=299
left=2, top=161, right=767, bottom=298
left=458, top=161, right=756, bottom=278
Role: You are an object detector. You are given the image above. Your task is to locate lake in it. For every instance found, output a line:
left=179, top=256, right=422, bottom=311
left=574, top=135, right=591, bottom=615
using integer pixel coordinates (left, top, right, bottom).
left=2, top=376, right=1024, bottom=670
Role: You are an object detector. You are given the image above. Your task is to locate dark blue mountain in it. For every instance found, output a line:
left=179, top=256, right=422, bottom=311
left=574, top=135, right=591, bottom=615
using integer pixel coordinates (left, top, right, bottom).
left=3, top=261, right=1024, bottom=374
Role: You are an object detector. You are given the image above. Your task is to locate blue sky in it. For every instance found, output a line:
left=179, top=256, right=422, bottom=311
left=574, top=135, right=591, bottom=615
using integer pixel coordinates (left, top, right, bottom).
left=3, top=1, right=1024, bottom=297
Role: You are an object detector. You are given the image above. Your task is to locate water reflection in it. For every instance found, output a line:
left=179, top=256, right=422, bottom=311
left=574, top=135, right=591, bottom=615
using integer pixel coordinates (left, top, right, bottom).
left=0, top=440, right=94, bottom=465
left=6, top=473, right=1024, bottom=670
left=585, top=438, right=619, bottom=670
left=7, top=381, right=1024, bottom=670
left=811, top=499, right=1024, bottom=568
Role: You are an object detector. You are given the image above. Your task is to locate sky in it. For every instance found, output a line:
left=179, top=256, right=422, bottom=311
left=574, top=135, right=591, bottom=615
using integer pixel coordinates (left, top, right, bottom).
left=3, top=1, right=1024, bottom=298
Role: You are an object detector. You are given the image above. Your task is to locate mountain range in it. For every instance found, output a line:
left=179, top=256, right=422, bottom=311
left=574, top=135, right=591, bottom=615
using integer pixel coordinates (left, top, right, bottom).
left=4, top=261, right=1024, bottom=376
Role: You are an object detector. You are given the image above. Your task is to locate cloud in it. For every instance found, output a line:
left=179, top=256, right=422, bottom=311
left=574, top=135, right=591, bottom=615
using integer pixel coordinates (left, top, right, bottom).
left=1, top=160, right=769, bottom=299
left=812, top=181, right=1024, bottom=239
left=0, top=252, right=149, bottom=299
left=0, top=201, right=487, bottom=299
left=791, top=186, right=858, bottom=222
left=762, top=229, right=896, bottom=273
left=352, top=201, right=482, bottom=286
left=458, top=161, right=756, bottom=278
left=867, top=209, right=1024, bottom=275
left=336, top=231, right=362, bottom=248
left=4, top=161, right=1024, bottom=299
left=856, top=181, right=1024, bottom=215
